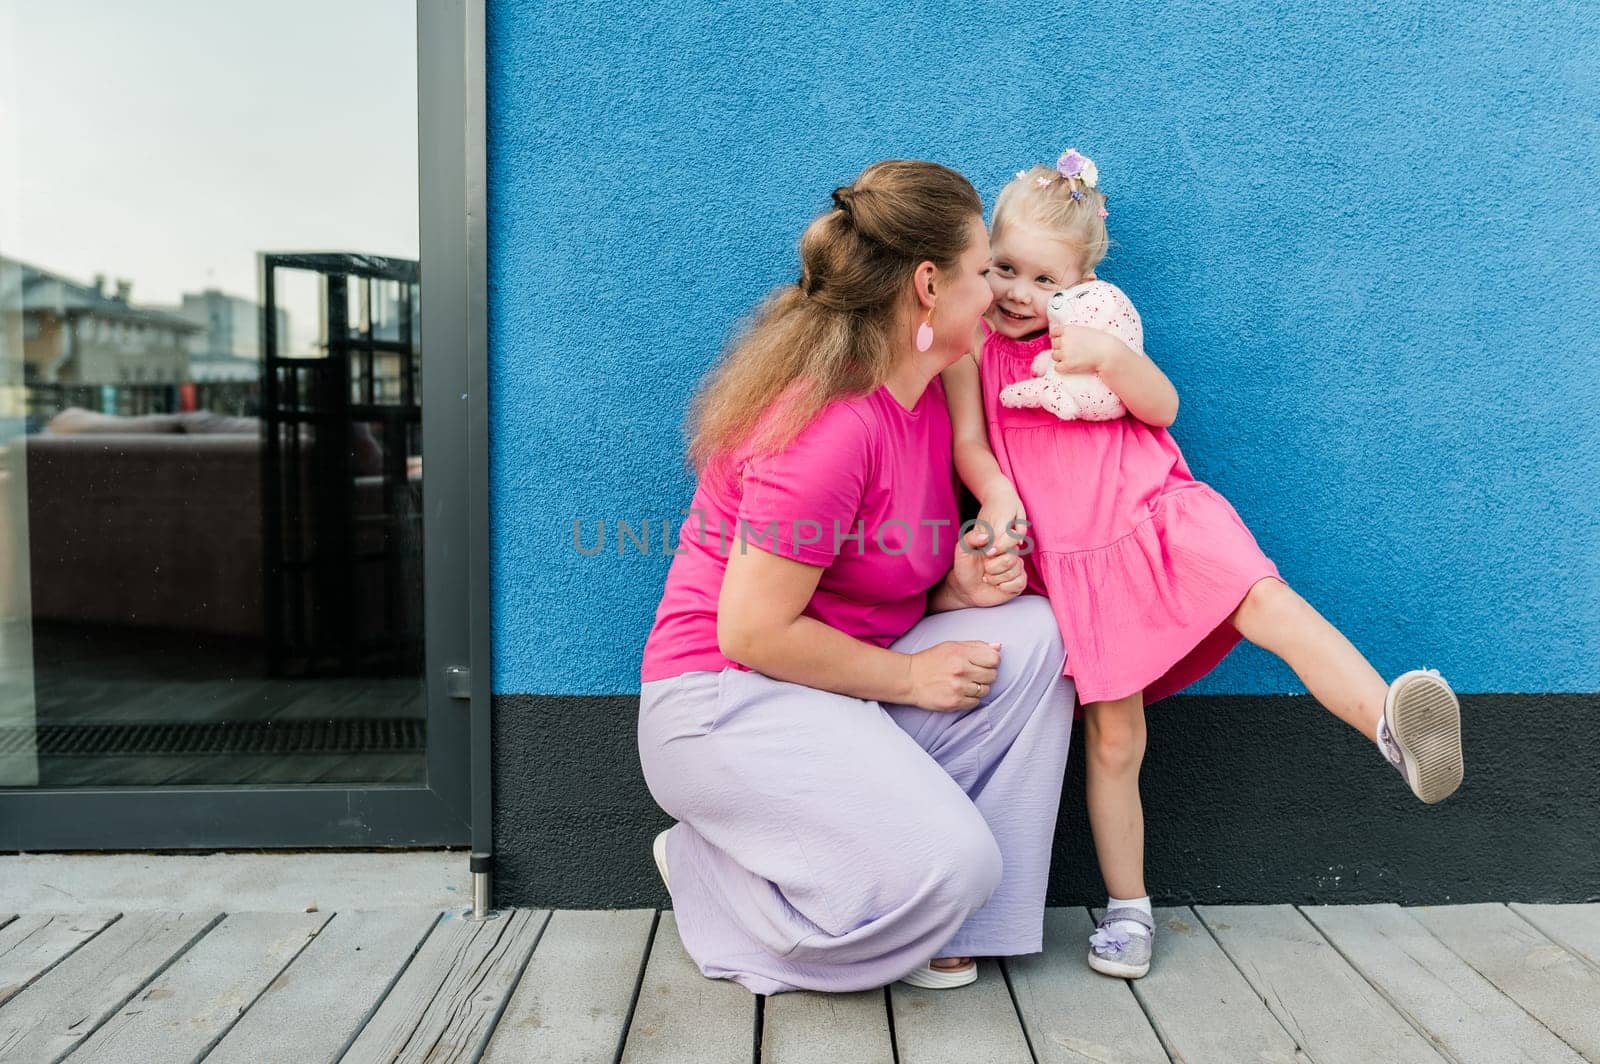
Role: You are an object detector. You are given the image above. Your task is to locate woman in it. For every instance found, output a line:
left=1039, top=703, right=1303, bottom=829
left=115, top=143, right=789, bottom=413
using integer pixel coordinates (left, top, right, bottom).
left=638, top=160, right=1076, bottom=995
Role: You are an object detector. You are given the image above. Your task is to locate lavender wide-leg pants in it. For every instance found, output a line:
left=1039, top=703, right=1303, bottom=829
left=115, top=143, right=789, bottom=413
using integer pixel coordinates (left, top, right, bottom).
left=637, top=594, right=1075, bottom=995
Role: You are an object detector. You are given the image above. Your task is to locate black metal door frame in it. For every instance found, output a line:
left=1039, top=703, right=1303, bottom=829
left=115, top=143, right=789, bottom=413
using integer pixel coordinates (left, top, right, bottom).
left=0, top=0, right=488, bottom=850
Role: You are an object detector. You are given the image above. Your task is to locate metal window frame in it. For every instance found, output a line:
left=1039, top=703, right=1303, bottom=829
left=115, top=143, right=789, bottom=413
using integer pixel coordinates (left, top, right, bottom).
left=0, top=0, right=490, bottom=854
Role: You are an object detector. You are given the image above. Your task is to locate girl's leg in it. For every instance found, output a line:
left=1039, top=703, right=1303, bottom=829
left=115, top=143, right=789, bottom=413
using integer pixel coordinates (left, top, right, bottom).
left=1083, top=692, right=1148, bottom=900
left=1228, top=576, right=1386, bottom=741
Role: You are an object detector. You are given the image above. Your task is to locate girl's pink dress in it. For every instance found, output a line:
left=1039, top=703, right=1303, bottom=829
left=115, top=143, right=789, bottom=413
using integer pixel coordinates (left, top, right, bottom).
left=980, top=328, right=1281, bottom=706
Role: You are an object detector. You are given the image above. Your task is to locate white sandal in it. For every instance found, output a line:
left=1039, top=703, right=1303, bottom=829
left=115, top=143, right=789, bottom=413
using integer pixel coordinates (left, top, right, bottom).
left=652, top=828, right=671, bottom=891
left=898, top=958, right=978, bottom=989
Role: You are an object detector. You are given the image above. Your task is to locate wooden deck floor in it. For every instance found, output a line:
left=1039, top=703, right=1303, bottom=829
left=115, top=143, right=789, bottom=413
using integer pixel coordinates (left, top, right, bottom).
left=0, top=903, right=1595, bottom=1062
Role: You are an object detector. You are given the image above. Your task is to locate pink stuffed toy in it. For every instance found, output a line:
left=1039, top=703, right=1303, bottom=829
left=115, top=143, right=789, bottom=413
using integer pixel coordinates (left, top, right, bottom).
left=998, top=279, right=1141, bottom=421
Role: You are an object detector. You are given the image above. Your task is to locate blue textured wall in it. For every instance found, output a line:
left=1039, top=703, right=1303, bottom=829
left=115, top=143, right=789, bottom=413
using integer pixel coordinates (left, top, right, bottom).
left=487, top=0, right=1599, bottom=697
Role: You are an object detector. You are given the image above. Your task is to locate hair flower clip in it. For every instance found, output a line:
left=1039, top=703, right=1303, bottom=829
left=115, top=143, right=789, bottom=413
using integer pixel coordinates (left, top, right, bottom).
left=1070, top=189, right=1083, bottom=201
left=1056, top=147, right=1099, bottom=189
left=1035, top=175, right=1054, bottom=189
left=1098, top=206, right=1109, bottom=218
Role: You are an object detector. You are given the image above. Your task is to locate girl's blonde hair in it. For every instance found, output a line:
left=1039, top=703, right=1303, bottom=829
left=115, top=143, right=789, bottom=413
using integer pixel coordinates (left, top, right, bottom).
left=991, top=164, right=1110, bottom=272
left=686, top=159, right=982, bottom=470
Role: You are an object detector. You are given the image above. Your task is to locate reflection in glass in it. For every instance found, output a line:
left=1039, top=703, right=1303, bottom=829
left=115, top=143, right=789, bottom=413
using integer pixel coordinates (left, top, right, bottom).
left=0, top=260, right=40, bottom=787
left=0, top=1, right=424, bottom=788
left=261, top=255, right=422, bottom=682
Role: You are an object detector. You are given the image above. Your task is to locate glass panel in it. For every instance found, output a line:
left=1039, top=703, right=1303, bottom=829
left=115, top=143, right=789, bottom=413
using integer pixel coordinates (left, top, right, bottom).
left=0, top=1, right=424, bottom=787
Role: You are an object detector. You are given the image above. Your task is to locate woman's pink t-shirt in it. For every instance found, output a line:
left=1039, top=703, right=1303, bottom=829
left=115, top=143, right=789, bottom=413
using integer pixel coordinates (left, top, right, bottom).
left=640, top=379, right=959, bottom=683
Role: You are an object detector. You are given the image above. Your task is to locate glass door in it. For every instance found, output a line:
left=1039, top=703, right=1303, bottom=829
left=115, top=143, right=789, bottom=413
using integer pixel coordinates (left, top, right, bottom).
left=0, top=0, right=478, bottom=846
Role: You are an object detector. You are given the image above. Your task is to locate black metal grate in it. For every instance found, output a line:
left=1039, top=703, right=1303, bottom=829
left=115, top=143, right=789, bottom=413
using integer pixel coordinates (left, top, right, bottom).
left=0, top=718, right=424, bottom=757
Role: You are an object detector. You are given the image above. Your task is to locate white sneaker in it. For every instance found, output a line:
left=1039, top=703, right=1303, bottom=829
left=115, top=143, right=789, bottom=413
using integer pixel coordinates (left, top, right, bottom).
left=897, top=959, right=978, bottom=989
left=1379, top=669, right=1463, bottom=804
left=652, top=828, right=671, bottom=892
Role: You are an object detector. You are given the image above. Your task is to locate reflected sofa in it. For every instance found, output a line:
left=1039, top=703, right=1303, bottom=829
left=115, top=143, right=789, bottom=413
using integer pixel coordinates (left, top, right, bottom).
left=8, top=407, right=414, bottom=644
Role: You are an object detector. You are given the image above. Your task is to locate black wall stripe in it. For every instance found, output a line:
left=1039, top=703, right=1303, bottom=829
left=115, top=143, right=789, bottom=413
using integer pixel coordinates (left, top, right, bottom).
left=492, top=692, right=1600, bottom=908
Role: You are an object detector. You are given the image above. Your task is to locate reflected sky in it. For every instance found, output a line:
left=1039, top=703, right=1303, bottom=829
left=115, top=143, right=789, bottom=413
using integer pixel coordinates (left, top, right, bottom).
left=1, top=0, right=418, bottom=355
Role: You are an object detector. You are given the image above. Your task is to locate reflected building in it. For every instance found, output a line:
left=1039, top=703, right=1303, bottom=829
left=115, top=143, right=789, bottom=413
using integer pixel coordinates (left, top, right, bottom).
left=2, top=257, right=197, bottom=385
left=163, top=288, right=290, bottom=383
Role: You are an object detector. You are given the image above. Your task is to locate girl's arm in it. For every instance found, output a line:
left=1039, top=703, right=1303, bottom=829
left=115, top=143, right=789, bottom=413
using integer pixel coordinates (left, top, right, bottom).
left=1052, top=324, right=1180, bottom=428
left=941, top=331, right=1028, bottom=552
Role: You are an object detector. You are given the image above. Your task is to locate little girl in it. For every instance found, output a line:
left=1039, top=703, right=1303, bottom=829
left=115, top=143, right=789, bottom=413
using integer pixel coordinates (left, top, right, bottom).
left=940, top=148, right=1465, bottom=980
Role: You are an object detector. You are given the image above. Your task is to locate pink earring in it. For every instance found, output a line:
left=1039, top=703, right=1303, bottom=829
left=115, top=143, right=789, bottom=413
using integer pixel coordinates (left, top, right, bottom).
left=915, top=309, right=934, bottom=352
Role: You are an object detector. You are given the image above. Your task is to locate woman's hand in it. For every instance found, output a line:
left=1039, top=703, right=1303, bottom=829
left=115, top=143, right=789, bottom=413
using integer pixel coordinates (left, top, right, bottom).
left=939, top=525, right=1026, bottom=610
left=904, top=640, right=1002, bottom=712
left=1049, top=322, right=1118, bottom=375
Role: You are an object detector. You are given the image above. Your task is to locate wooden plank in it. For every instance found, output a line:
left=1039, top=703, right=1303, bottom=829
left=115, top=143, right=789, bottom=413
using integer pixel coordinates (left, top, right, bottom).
left=1302, top=904, right=1586, bottom=1064
left=0, top=911, right=221, bottom=1063
left=66, top=910, right=327, bottom=1064
left=204, top=909, right=442, bottom=1064
left=1116, top=907, right=1305, bottom=1064
left=761, top=987, right=892, bottom=1064
left=1198, top=905, right=1444, bottom=1063
left=341, top=907, right=547, bottom=1064
left=0, top=912, right=117, bottom=1006
left=1511, top=903, right=1600, bottom=972
left=620, top=911, right=754, bottom=1064
left=1004, top=908, right=1168, bottom=1064
left=889, top=959, right=1032, bottom=1064
left=1410, top=903, right=1600, bottom=1061
left=482, top=909, right=656, bottom=1064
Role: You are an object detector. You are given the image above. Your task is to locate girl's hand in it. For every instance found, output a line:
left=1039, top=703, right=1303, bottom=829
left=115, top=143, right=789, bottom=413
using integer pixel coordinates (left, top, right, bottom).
left=946, top=525, right=1027, bottom=608
left=975, top=485, right=1029, bottom=583
left=1049, top=323, right=1116, bottom=374
left=904, top=640, right=1002, bottom=711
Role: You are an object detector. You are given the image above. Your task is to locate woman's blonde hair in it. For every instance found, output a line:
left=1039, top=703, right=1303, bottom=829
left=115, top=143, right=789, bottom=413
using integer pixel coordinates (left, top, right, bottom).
left=686, top=159, right=982, bottom=470
left=991, top=164, right=1110, bottom=272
